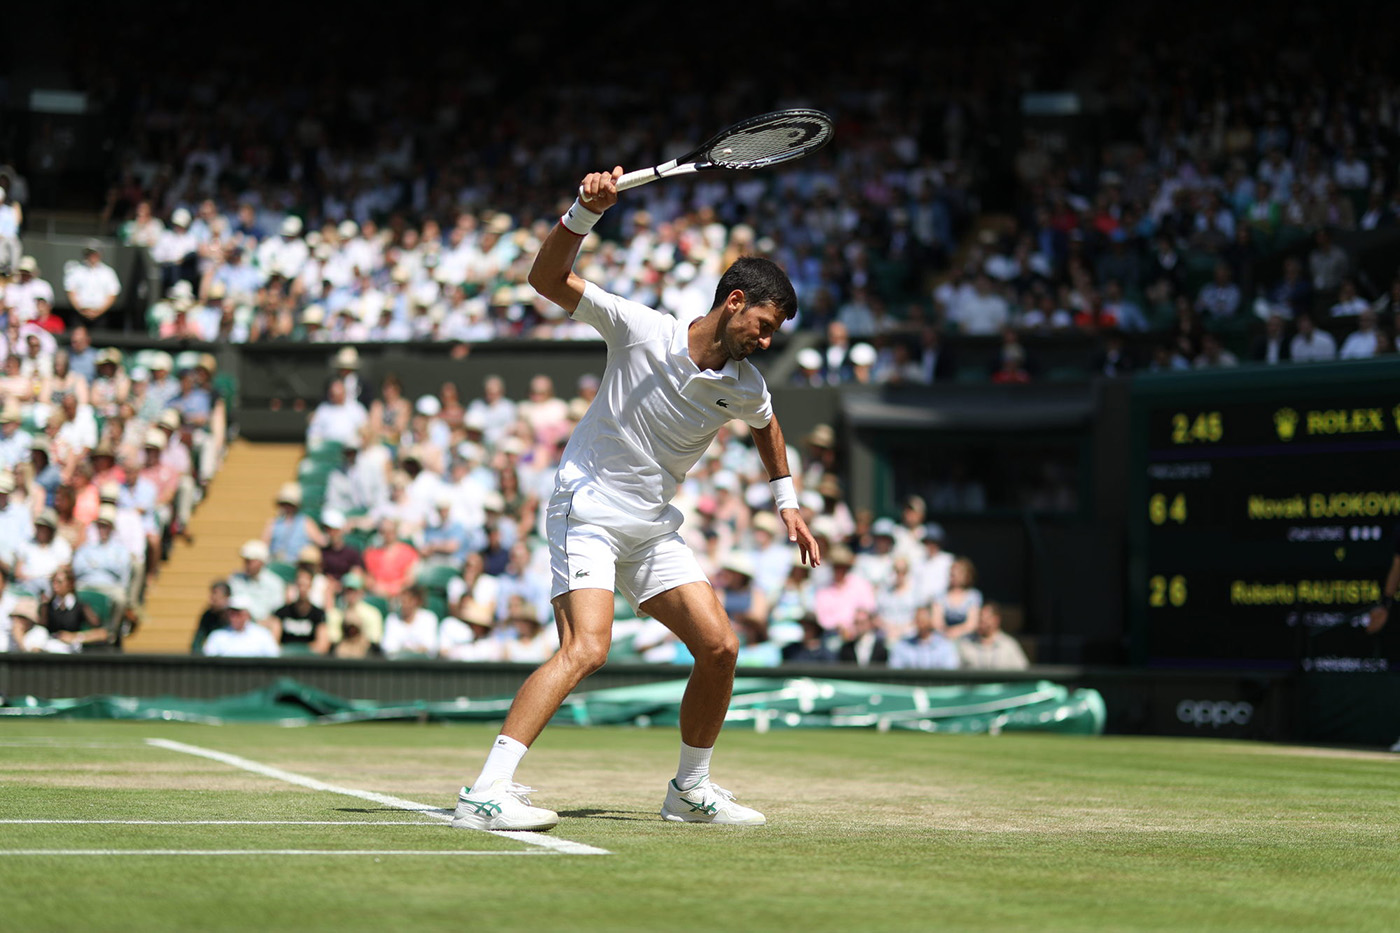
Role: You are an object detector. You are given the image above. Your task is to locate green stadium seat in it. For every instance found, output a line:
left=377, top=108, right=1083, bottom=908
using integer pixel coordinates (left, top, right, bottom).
left=267, top=562, right=297, bottom=583
left=77, top=588, right=117, bottom=632
left=417, top=564, right=460, bottom=595
left=364, top=593, right=391, bottom=617
left=427, top=594, right=449, bottom=620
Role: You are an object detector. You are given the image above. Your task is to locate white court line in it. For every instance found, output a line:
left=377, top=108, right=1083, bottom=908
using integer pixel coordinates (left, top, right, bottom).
left=145, top=738, right=610, bottom=856
left=0, top=850, right=546, bottom=857
left=0, top=820, right=448, bottom=826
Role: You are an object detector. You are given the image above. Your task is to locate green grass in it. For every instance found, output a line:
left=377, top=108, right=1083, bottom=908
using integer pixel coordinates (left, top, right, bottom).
left=1, top=721, right=1397, bottom=932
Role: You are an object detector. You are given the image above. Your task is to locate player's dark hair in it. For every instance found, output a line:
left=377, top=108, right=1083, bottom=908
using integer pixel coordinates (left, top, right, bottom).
left=712, top=256, right=798, bottom=320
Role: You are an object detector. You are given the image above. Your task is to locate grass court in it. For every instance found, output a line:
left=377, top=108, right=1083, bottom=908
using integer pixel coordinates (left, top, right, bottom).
left=1, top=720, right=1397, bottom=932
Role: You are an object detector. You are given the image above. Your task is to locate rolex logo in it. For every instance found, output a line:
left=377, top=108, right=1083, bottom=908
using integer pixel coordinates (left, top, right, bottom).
left=1274, top=407, right=1298, bottom=442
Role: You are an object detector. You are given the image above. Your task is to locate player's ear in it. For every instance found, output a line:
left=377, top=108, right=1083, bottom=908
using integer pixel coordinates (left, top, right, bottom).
left=725, top=289, right=747, bottom=313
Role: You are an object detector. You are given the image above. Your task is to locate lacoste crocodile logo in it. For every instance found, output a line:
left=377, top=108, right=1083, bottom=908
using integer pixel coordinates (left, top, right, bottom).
left=575, top=569, right=590, bottom=578
left=716, top=399, right=730, bottom=409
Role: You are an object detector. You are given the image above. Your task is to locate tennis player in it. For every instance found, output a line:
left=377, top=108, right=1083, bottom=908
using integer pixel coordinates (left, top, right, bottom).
left=452, top=167, right=820, bottom=831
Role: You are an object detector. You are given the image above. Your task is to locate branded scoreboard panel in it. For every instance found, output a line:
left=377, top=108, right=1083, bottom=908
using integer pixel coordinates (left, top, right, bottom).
left=1130, top=360, right=1400, bottom=670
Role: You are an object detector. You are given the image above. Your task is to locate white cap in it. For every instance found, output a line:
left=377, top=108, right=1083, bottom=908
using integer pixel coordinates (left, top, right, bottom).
left=171, top=207, right=192, bottom=227
left=797, top=348, right=823, bottom=370
left=850, top=343, right=878, bottom=367
left=280, top=215, right=303, bottom=237
left=415, top=395, right=442, bottom=417
left=240, top=540, right=270, bottom=561
left=321, top=508, right=346, bottom=529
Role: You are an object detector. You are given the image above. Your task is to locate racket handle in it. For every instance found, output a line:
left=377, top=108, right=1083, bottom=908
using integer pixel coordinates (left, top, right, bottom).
left=576, top=160, right=689, bottom=203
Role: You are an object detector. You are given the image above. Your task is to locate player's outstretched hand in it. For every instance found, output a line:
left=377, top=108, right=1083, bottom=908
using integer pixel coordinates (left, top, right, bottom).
left=1367, top=605, right=1388, bottom=634
left=781, top=508, right=821, bottom=567
left=580, top=166, right=623, bottom=212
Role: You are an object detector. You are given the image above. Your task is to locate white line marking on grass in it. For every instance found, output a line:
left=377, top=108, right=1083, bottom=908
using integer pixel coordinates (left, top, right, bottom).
left=0, top=849, right=547, bottom=857
left=144, top=738, right=610, bottom=856
left=0, top=820, right=449, bottom=826
left=0, top=741, right=147, bottom=748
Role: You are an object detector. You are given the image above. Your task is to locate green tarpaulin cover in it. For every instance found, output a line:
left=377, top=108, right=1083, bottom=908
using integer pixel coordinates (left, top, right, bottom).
left=1, top=676, right=1105, bottom=734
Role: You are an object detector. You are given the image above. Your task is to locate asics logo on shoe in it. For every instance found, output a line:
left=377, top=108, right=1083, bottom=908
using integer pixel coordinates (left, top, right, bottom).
left=687, top=800, right=718, bottom=815
left=716, top=398, right=730, bottom=409
left=466, top=800, right=502, bottom=817
left=575, top=569, right=590, bottom=578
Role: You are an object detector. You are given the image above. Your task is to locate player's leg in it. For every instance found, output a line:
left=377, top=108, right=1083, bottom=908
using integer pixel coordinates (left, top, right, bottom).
left=637, top=581, right=738, bottom=749
left=498, top=587, right=615, bottom=747
left=453, top=499, right=617, bottom=831
left=632, top=570, right=764, bottom=826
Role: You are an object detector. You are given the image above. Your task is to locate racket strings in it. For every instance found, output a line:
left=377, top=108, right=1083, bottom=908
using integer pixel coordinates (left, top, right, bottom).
left=707, top=118, right=833, bottom=169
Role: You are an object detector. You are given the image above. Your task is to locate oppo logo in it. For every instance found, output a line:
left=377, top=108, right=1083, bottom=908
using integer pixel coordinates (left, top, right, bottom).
left=1176, top=700, right=1254, bottom=728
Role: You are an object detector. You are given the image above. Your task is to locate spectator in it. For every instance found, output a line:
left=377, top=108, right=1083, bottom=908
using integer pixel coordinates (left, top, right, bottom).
left=500, top=601, right=555, bottom=663
left=716, top=552, right=768, bottom=628
left=40, top=565, right=108, bottom=651
left=202, top=594, right=279, bottom=658
left=71, top=505, right=131, bottom=611
left=838, top=608, right=889, bottom=667
left=381, top=584, right=438, bottom=659
left=957, top=602, right=1029, bottom=670
left=812, top=544, right=876, bottom=638
left=889, top=605, right=960, bottom=670
left=317, top=510, right=364, bottom=581
left=324, top=439, right=383, bottom=517
left=15, top=508, right=71, bottom=591
left=421, top=493, right=475, bottom=567
left=1250, top=314, right=1292, bottom=364
left=1195, top=262, right=1242, bottom=318
left=1289, top=313, right=1338, bottom=362
left=874, top=554, right=921, bottom=636
left=262, top=482, right=324, bottom=565
left=364, top=517, right=419, bottom=598
left=0, top=185, right=22, bottom=273
left=190, top=580, right=231, bottom=654
left=1339, top=309, right=1382, bottom=360
left=780, top=613, right=838, bottom=664
left=933, top=557, right=983, bottom=639
left=913, top=522, right=955, bottom=604
left=228, top=539, right=285, bottom=623
left=1193, top=333, right=1240, bottom=369
left=325, top=571, right=384, bottom=647
left=267, top=567, right=331, bottom=654
left=5, top=257, right=55, bottom=324
left=64, top=242, right=122, bottom=327
left=465, top=375, right=517, bottom=449
left=791, top=347, right=825, bottom=387
left=308, top=378, right=369, bottom=448
left=1308, top=229, right=1350, bottom=297
left=1329, top=279, right=1369, bottom=317
left=439, top=596, right=501, bottom=662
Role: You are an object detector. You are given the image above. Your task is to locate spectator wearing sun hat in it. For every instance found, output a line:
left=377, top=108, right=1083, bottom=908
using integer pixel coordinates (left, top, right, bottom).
left=791, top=347, right=826, bottom=387
left=72, top=504, right=132, bottom=615
left=262, top=482, right=324, bottom=565
left=145, top=351, right=181, bottom=414
left=228, top=539, right=285, bottom=623
left=812, top=543, right=877, bottom=638
left=317, top=509, right=364, bottom=582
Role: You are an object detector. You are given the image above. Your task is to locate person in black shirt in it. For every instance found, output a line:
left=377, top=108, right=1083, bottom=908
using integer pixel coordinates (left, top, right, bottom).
left=267, top=568, right=329, bottom=654
left=42, top=566, right=107, bottom=649
left=191, top=580, right=231, bottom=653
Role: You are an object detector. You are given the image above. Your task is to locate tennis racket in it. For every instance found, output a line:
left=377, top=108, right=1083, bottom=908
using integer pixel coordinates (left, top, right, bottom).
left=596, top=109, right=834, bottom=194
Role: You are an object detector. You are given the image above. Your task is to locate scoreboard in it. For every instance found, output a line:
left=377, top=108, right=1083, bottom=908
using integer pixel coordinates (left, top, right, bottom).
left=1129, top=360, right=1400, bottom=670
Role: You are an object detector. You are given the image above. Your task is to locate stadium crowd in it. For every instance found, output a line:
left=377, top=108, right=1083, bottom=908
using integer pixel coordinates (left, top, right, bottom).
left=191, top=365, right=1027, bottom=670
left=0, top=319, right=229, bottom=652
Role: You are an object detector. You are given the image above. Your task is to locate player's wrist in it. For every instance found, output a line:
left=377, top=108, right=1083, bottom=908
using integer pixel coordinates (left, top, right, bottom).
left=561, top=198, right=604, bottom=236
left=769, top=475, right=798, bottom=512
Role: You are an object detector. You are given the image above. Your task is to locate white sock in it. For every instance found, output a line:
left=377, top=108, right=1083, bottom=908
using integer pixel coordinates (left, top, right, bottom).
left=469, top=734, right=528, bottom=792
left=675, top=741, right=713, bottom=791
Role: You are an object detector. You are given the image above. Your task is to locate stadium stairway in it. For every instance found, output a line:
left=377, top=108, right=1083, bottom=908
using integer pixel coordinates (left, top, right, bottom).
left=124, top=439, right=305, bottom=655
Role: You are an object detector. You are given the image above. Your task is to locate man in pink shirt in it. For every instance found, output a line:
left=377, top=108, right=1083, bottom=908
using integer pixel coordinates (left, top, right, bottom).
left=813, top=544, right=875, bottom=638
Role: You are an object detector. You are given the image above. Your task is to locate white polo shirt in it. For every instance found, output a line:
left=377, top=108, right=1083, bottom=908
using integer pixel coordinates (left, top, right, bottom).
left=202, top=623, right=280, bottom=657
left=554, top=282, right=773, bottom=521
left=64, top=261, right=121, bottom=310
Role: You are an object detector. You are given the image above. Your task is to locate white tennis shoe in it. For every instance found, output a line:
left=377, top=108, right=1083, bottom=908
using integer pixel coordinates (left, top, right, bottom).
left=661, top=777, right=766, bottom=825
left=452, top=780, right=559, bottom=831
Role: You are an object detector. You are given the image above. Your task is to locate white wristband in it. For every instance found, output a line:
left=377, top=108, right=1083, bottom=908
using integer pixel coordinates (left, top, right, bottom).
left=561, top=198, right=603, bottom=236
left=770, top=476, right=798, bottom=512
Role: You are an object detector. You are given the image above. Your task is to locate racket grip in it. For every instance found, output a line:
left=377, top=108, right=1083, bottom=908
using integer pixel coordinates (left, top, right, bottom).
left=616, top=160, right=681, bottom=192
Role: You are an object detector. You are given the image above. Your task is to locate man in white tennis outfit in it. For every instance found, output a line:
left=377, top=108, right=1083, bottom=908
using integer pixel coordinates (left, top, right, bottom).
left=453, top=166, right=820, bottom=831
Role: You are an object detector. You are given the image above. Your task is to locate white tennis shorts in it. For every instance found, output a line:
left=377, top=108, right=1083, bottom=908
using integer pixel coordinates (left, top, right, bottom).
left=546, top=486, right=708, bottom=611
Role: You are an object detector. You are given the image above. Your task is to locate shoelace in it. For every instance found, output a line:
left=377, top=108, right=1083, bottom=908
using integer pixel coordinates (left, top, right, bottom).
left=690, top=780, right=736, bottom=804
left=501, top=783, right=539, bottom=805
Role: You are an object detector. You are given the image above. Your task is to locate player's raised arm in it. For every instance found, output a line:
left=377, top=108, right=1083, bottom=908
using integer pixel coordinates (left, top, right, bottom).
left=527, top=166, right=623, bottom=315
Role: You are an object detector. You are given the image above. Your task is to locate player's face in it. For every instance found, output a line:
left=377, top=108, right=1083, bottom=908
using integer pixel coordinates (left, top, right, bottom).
left=726, top=301, right=786, bottom=361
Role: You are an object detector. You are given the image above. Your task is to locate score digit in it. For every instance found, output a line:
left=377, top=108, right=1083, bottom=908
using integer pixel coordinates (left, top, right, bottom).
left=1148, top=493, right=1188, bottom=525
left=1148, top=574, right=1189, bottom=608
left=1170, top=411, right=1223, bottom=445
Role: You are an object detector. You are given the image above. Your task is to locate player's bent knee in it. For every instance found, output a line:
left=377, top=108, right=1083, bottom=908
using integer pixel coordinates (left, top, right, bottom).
left=694, top=632, right=739, bottom=668
left=559, top=636, right=611, bottom=675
